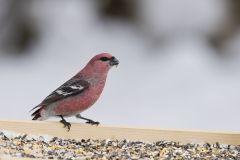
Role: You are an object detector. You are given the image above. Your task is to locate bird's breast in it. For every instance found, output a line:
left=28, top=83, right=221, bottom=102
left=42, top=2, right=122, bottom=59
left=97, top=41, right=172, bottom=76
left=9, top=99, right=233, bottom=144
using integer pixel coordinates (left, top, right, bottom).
left=53, top=83, right=105, bottom=116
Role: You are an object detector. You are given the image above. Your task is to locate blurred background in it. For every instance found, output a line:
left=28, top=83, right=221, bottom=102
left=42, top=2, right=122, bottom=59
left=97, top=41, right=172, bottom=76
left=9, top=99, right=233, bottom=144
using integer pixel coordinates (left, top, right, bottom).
left=0, top=0, right=240, bottom=131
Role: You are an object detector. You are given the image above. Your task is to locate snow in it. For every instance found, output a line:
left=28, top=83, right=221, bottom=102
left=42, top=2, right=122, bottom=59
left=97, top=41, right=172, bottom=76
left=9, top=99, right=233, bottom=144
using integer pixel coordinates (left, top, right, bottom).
left=0, top=0, right=239, bottom=131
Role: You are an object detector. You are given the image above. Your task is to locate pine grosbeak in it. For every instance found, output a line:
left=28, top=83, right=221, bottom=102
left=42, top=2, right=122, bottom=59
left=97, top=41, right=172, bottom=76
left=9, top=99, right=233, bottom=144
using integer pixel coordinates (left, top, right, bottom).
left=30, top=53, right=119, bottom=131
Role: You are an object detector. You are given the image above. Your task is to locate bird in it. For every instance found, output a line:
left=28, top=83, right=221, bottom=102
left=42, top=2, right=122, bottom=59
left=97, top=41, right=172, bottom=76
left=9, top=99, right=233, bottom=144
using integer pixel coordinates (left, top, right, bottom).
left=30, top=53, right=119, bottom=131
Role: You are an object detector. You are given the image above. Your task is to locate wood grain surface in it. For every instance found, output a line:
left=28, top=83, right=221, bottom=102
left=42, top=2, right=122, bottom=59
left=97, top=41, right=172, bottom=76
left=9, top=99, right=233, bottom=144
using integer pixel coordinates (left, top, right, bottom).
left=0, top=120, right=239, bottom=145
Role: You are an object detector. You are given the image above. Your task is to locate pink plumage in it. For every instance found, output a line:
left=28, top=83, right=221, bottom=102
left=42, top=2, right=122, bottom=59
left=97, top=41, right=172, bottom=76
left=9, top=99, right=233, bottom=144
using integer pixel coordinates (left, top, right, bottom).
left=31, top=53, right=119, bottom=131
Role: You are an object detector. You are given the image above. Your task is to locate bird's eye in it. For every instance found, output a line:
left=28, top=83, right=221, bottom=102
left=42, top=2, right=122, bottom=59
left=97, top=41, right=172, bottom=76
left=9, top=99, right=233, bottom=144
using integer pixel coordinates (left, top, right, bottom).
left=100, top=57, right=110, bottom=61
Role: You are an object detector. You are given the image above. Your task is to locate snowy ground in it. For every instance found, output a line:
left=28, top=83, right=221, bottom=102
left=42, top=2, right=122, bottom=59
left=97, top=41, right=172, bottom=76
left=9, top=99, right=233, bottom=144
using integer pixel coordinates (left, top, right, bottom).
left=0, top=0, right=240, bottom=131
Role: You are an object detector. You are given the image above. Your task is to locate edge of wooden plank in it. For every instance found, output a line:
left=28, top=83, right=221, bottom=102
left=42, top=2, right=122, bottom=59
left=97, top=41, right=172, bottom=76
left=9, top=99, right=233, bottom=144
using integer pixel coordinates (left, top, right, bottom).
left=0, top=120, right=240, bottom=145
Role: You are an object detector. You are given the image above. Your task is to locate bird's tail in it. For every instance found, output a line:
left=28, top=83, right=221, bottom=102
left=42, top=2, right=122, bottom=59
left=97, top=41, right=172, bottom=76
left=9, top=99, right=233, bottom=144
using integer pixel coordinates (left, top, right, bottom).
left=30, top=105, right=43, bottom=120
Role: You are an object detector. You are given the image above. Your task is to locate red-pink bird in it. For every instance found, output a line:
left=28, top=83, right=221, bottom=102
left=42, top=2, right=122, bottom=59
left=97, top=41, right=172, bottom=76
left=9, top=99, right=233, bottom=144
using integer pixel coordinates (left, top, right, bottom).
left=30, top=53, right=119, bottom=131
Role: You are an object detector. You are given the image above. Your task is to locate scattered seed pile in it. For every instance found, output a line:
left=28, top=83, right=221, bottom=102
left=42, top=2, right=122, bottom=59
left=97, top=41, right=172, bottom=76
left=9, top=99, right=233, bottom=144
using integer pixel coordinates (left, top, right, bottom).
left=0, top=131, right=239, bottom=160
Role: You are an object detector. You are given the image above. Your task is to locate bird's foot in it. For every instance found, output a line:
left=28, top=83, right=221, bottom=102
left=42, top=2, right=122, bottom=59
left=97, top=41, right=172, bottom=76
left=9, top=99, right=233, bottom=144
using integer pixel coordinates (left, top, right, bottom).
left=86, top=120, right=99, bottom=125
left=60, top=120, right=71, bottom=131
left=75, top=114, right=99, bottom=125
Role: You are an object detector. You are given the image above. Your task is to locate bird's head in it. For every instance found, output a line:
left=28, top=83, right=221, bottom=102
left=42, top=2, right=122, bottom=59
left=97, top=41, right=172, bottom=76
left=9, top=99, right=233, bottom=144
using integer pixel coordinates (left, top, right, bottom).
left=81, top=53, right=119, bottom=77
left=91, top=53, right=119, bottom=68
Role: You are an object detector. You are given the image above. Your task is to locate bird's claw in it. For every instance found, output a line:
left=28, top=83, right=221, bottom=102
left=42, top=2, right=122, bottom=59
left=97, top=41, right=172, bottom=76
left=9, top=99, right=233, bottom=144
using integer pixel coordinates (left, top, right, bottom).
left=60, top=120, right=71, bottom=131
left=86, top=120, right=99, bottom=125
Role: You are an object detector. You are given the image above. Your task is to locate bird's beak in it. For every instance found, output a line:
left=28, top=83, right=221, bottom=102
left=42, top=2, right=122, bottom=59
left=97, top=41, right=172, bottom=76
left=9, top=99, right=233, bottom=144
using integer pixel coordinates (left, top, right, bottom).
left=109, top=57, right=119, bottom=67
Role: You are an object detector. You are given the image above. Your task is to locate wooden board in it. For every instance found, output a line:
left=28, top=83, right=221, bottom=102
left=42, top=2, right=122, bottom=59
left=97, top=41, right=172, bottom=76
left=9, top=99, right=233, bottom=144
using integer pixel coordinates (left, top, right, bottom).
left=1, top=120, right=240, bottom=160
left=0, top=120, right=239, bottom=145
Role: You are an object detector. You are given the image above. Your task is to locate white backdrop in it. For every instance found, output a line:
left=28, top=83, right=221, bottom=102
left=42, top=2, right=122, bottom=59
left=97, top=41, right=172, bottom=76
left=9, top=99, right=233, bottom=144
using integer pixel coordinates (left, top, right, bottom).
left=0, top=0, right=240, bottom=131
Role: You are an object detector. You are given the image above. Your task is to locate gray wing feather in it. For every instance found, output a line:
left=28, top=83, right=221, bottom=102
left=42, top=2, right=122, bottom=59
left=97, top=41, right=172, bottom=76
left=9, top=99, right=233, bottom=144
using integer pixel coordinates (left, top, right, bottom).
left=41, top=78, right=90, bottom=106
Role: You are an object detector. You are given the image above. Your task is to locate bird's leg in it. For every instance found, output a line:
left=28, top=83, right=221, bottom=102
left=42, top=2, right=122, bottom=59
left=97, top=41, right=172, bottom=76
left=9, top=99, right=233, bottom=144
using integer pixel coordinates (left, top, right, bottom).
left=59, top=115, right=71, bottom=131
left=76, top=114, right=99, bottom=125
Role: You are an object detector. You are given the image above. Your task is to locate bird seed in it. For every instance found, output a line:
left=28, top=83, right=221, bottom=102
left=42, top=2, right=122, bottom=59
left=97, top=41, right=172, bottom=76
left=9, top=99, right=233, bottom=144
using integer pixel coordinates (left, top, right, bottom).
left=0, top=130, right=239, bottom=159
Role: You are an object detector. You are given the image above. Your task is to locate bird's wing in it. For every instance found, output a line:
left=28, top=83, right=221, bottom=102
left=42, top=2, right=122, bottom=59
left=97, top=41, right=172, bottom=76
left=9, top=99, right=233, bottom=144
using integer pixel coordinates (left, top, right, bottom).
left=40, top=78, right=90, bottom=106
